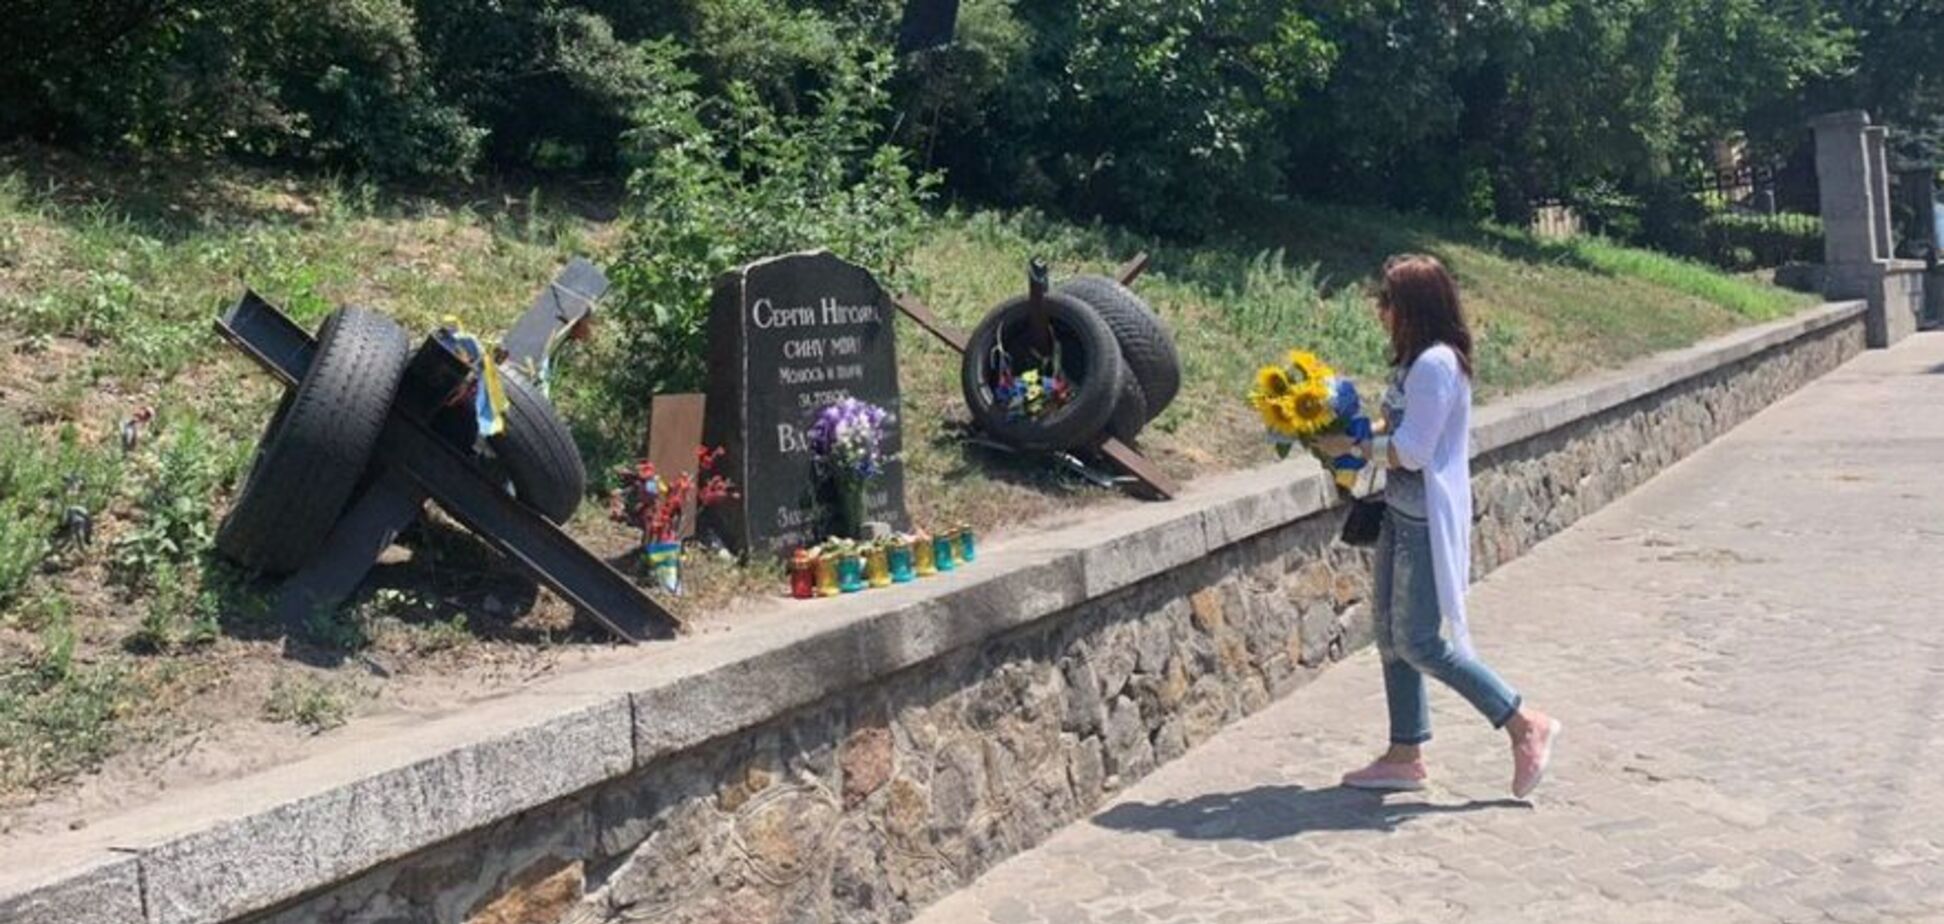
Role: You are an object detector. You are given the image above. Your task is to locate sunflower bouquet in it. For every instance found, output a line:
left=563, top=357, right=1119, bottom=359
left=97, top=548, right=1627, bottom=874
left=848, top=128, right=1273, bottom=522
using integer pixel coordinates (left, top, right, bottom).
left=1249, top=350, right=1373, bottom=490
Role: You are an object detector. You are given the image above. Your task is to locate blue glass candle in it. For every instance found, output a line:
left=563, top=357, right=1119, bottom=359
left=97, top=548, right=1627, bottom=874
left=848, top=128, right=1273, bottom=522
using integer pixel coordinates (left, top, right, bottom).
left=933, top=534, right=957, bottom=572
left=887, top=538, right=916, bottom=583
left=838, top=553, right=867, bottom=593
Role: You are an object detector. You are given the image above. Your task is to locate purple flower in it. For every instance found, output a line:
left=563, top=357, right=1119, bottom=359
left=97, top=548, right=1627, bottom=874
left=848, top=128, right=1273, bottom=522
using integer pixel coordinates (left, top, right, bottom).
left=809, top=398, right=892, bottom=483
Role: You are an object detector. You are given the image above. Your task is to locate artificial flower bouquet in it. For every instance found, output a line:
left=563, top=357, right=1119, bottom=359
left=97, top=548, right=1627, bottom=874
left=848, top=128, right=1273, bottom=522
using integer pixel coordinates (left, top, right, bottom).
left=610, top=447, right=738, bottom=593
left=808, top=398, right=894, bottom=539
left=992, top=363, right=1073, bottom=420
left=1248, top=349, right=1373, bottom=491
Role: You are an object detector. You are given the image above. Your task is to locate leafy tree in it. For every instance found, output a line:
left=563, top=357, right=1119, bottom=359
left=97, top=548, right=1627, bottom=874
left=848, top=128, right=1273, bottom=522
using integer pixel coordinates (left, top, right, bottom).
left=606, top=48, right=937, bottom=397
left=1, top=0, right=479, bottom=175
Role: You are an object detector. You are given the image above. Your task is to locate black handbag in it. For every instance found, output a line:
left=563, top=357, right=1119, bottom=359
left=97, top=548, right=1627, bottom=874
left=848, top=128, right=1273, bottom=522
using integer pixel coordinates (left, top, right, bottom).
left=1337, top=461, right=1385, bottom=547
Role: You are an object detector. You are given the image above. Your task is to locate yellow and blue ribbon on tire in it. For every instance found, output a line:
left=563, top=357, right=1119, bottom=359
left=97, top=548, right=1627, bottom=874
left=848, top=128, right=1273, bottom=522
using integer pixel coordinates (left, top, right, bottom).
left=437, top=316, right=510, bottom=438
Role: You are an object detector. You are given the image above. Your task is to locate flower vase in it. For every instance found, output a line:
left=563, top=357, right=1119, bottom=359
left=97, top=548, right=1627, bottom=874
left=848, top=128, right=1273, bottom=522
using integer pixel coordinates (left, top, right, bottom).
left=837, top=481, right=869, bottom=540
left=646, top=541, right=682, bottom=595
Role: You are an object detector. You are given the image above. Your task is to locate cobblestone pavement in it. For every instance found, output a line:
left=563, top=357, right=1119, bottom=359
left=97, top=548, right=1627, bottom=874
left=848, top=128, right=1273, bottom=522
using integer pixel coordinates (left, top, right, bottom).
left=917, top=334, right=1944, bottom=924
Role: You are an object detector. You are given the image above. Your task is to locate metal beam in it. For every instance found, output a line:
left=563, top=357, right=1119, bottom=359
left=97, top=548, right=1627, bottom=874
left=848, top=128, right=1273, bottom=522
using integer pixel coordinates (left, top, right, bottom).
left=218, top=291, right=679, bottom=643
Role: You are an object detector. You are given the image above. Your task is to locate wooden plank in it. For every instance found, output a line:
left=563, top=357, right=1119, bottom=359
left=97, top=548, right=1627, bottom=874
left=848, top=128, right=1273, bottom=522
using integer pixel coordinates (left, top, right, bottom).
left=1099, top=437, right=1178, bottom=500
left=646, top=393, right=708, bottom=538
left=1025, top=257, right=1055, bottom=356
left=891, top=293, right=970, bottom=353
left=1115, top=251, right=1151, bottom=286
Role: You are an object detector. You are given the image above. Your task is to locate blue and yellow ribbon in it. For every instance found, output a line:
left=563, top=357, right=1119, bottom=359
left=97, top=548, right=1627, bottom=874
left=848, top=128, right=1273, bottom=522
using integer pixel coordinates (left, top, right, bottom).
left=438, top=316, right=509, bottom=438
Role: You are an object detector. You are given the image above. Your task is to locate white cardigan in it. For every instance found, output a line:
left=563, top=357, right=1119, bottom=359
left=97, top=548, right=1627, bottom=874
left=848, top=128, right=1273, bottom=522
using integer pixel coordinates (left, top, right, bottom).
left=1389, top=344, right=1476, bottom=659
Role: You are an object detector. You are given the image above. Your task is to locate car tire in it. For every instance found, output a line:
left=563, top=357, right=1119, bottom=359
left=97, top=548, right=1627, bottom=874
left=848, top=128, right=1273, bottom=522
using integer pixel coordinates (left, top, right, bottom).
left=1055, top=274, right=1180, bottom=419
left=216, top=306, right=411, bottom=573
left=961, top=292, right=1127, bottom=452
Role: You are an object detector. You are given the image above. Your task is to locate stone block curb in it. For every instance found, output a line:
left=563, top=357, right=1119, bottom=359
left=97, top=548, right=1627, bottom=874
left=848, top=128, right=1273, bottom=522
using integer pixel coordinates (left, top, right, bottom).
left=0, top=302, right=1867, bottom=924
left=0, top=849, right=144, bottom=924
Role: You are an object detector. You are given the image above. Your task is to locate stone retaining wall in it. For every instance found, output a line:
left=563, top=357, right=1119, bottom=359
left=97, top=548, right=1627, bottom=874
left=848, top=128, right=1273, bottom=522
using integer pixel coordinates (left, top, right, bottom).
left=0, top=303, right=1866, bottom=924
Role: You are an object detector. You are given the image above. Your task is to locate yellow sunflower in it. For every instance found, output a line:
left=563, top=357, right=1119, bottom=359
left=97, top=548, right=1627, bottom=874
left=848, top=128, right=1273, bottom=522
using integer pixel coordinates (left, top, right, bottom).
left=1287, top=349, right=1334, bottom=384
left=1254, top=383, right=1299, bottom=434
left=1284, top=380, right=1338, bottom=437
left=1253, top=364, right=1293, bottom=399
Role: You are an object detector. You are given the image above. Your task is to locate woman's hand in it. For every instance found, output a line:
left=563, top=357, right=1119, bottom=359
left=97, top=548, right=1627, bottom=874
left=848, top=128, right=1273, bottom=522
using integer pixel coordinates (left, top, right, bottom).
left=1313, top=433, right=1359, bottom=458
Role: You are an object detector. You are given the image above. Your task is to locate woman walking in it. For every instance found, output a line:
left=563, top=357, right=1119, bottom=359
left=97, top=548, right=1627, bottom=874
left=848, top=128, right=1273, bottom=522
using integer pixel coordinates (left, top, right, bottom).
left=1315, top=254, right=1560, bottom=799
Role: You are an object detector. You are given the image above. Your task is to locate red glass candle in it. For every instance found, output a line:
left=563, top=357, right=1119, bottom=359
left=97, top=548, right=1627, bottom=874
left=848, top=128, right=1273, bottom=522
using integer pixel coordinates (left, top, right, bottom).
left=789, top=549, right=817, bottom=599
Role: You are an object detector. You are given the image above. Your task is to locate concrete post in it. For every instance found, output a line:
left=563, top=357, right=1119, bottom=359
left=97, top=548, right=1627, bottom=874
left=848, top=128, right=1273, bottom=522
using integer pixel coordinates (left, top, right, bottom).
left=1811, top=110, right=1880, bottom=269
left=1811, top=110, right=1922, bottom=346
left=1866, top=126, right=1894, bottom=259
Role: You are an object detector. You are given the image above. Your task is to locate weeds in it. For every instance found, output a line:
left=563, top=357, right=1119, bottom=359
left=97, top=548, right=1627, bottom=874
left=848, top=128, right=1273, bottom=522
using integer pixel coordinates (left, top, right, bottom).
left=1221, top=248, right=1391, bottom=376
left=304, top=607, right=372, bottom=653
left=0, top=610, right=133, bottom=791
left=0, top=420, right=119, bottom=610
left=125, top=566, right=220, bottom=654
left=395, top=611, right=472, bottom=655
left=111, top=415, right=230, bottom=593
left=263, top=676, right=351, bottom=733
left=1552, top=235, right=1801, bottom=321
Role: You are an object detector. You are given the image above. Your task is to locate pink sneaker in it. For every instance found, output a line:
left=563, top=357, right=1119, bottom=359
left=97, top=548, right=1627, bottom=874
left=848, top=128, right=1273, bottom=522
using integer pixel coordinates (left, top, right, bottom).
left=1512, top=715, right=1562, bottom=799
left=1341, top=758, right=1428, bottom=792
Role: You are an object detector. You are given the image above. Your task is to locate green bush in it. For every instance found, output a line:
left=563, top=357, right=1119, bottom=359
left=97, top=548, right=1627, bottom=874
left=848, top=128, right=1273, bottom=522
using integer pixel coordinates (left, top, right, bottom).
left=416, top=3, right=689, bottom=169
left=606, top=48, right=937, bottom=399
left=2, top=0, right=484, bottom=176
left=1700, top=212, right=1823, bottom=270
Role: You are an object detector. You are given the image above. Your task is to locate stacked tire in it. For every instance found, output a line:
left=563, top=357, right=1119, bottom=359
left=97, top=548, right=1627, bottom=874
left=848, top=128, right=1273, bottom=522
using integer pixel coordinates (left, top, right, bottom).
left=216, top=308, right=585, bottom=575
left=486, top=369, right=587, bottom=525
left=961, top=275, right=1180, bottom=452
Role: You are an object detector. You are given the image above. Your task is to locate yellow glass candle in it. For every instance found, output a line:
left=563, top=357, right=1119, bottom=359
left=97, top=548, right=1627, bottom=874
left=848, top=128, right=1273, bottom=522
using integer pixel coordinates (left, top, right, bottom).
left=913, top=533, right=938, bottom=576
left=815, top=552, right=841, bottom=597
left=865, top=545, right=892, bottom=588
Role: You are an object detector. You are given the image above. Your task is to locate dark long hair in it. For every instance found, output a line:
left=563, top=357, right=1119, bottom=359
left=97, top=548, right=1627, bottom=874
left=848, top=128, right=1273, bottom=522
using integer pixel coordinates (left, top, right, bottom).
left=1379, top=253, right=1473, bottom=377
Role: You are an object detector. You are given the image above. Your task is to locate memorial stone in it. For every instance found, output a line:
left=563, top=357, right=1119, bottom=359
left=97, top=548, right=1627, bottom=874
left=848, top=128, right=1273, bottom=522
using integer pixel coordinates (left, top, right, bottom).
left=699, top=251, right=909, bottom=558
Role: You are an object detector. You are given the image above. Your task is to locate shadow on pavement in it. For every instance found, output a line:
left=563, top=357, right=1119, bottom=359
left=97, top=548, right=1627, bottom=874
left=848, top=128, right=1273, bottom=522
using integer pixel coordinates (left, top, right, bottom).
left=1091, top=785, right=1527, bottom=841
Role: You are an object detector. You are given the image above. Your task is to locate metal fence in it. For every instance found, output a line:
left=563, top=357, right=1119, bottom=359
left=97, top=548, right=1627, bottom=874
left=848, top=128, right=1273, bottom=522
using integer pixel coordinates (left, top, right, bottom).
left=1888, top=168, right=1939, bottom=260
left=1686, top=162, right=1822, bottom=269
left=1524, top=155, right=1824, bottom=269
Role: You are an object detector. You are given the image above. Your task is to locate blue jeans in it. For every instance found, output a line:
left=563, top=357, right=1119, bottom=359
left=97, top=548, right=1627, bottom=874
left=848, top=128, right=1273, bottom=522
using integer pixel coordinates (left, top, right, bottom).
left=1373, top=508, right=1521, bottom=744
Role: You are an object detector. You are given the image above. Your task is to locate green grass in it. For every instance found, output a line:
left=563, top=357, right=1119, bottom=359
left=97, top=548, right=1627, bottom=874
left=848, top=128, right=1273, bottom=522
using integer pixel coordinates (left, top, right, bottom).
left=0, top=147, right=1816, bottom=801
left=262, top=676, right=351, bottom=733
left=0, top=420, right=121, bottom=610
left=0, top=606, right=136, bottom=792
left=1546, top=234, right=1801, bottom=320
left=893, top=204, right=1814, bottom=532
